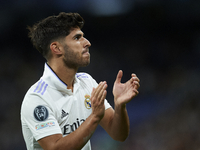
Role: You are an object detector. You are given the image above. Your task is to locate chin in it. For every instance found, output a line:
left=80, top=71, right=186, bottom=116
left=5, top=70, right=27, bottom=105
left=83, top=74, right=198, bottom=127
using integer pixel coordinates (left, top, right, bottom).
left=81, top=61, right=90, bottom=67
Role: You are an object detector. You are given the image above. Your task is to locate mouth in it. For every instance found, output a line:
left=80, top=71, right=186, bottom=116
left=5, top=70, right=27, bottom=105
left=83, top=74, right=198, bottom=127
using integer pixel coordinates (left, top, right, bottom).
left=82, top=48, right=89, bottom=54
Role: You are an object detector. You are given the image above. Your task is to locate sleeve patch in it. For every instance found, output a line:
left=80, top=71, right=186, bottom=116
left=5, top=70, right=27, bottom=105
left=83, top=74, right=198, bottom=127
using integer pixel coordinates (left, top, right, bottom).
left=34, top=105, right=49, bottom=121
left=35, top=121, right=55, bottom=130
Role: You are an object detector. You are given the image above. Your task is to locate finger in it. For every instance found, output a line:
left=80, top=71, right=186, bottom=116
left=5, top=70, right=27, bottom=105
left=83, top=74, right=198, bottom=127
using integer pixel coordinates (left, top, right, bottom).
left=92, top=81, right=103, bottom=100
left=94, top=81, right=106, bottom=99
left=131, top=74, right=140, bottom=82
left=91, top=87, right=95, bottom=97
left=131, top=77, right=140, bottom=82
left=99, top=84, right=107, bottom=104
left=101, top=90, right=107, bottom=103
left=133, top=89, right=139, bottom=96
left=115, top=70, right=123, bottom=84
left=91, top=87, right=97, bottom=105
left=92, top=82, right=101, bottom=97
left=133, top=81, right=140, bottom=89
left=131, top=73, right=137, bottom=77
left=97, top=82, right=107, bottom=101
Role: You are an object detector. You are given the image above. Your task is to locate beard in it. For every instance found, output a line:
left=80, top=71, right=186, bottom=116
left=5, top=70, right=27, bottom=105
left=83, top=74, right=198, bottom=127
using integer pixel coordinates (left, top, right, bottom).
left=62, top=44, right=90, bottom=69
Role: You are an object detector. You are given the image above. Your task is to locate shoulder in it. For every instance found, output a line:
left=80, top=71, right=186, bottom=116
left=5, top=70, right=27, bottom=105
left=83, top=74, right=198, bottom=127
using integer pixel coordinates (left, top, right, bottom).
left=76, top=72, right=98, bottom=87
left=24, top=79, right=49, bottom=100
left=76, top=72, right=96, bottom=82
left=21, top=79, right=51, bottom=113
left=76, top=72, right=92, bottom=79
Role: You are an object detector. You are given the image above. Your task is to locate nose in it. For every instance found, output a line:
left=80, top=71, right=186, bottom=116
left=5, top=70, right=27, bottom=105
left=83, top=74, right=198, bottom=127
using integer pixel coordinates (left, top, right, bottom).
left=84, top=38, right=91, bottom=48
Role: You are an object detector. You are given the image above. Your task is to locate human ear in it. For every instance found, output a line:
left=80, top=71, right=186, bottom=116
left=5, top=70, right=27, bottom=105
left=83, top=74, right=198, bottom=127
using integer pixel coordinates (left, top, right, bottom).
left=50, top=42, right=62, bottom=55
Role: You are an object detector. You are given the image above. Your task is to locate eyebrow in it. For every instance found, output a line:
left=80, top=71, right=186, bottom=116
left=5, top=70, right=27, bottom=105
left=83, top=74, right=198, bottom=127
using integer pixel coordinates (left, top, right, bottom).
left=73, top=33, right=85, bottom=39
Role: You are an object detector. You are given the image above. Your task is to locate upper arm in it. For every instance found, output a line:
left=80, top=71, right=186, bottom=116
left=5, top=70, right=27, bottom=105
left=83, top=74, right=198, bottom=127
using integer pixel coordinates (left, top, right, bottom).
left=21, top=95, right=62, bottom=148
left=38, top=134, right=62, bottom=150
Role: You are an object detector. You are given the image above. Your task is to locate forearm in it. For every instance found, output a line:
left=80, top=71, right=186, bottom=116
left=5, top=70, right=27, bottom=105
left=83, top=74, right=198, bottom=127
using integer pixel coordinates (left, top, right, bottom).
left=111, top=103, right=130, bottom=141
left=39, top=114, right=100, bottom=150
left=102, top=102, right=130, bottom=142
left=57, top=115, right=100, bottom=149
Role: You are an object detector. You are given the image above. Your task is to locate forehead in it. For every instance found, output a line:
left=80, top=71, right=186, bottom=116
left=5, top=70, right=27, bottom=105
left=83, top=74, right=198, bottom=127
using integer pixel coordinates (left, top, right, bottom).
left=68, top=28, right=83, bottom=37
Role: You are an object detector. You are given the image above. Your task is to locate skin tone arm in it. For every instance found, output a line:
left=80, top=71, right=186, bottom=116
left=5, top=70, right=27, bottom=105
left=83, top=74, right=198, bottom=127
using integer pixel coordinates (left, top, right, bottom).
left=38, top=70, right=140, bottom=149
left=100, top=70, right=140, bottom=142
left=38, top=81, right=108, bottom=150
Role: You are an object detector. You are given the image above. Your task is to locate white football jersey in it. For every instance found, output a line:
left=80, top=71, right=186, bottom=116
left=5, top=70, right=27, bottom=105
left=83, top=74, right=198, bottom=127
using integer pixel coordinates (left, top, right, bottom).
left=21, top=63, right=111, bottom=150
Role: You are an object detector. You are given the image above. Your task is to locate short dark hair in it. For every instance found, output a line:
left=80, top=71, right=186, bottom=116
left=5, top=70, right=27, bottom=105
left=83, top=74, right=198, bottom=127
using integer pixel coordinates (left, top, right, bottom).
left=27, top=12, right=84, bottom=59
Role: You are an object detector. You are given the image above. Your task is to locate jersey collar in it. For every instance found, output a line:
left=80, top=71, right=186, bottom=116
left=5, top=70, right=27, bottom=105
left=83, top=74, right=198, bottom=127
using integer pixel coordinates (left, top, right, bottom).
left=42, top=63, right=79, bottom=94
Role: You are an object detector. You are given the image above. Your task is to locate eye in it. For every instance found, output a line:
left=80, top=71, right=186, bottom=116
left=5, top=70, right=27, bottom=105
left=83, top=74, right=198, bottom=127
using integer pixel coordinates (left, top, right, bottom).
left=74, top=35, right=81, bottom=40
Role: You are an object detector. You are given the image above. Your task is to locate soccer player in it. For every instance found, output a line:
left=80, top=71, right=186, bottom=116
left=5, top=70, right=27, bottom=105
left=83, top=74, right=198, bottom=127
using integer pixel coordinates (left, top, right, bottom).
left=20, top=12, right=140, bottom=150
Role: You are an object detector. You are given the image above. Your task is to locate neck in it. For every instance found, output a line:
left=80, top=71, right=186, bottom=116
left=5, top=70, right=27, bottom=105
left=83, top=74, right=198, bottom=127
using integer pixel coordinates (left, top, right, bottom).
left=47, top=60, right=78, bottom=91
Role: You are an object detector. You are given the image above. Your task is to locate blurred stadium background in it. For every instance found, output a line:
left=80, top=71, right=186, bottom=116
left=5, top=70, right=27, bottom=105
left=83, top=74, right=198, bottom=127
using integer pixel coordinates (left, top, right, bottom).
left=1, top=0, right=200, bottom=149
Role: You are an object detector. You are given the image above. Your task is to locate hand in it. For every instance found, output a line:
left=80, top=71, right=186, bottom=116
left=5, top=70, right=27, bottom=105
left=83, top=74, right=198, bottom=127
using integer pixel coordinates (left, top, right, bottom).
left=113, top=70, right=140, bottom=106
left=91, top=81, right=108, bottom=121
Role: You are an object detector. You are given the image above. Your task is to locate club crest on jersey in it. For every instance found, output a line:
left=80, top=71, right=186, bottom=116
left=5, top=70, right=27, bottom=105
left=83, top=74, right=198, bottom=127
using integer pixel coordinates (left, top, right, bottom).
left=34, top=105, right=49, bottom=121
left=84, top=94, right=91, bottom=109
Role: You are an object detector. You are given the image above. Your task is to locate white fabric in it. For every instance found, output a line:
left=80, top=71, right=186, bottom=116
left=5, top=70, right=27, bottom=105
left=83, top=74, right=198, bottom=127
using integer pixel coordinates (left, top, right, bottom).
left=21, top=63, right=111, bottom=150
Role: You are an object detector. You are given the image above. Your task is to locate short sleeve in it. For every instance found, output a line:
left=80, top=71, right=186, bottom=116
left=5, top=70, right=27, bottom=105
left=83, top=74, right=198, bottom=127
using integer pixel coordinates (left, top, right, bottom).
left=21, top=94, right=62, bottom=141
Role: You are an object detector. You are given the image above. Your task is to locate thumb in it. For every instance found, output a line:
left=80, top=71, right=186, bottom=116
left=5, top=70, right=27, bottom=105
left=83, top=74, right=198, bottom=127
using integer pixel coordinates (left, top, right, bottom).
left=115, top=70, right=123, bottom=84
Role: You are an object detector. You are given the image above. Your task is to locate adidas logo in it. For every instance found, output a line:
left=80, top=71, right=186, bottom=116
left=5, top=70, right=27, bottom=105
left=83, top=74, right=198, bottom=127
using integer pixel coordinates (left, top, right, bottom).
left=61, top=109, right=69, bottom=119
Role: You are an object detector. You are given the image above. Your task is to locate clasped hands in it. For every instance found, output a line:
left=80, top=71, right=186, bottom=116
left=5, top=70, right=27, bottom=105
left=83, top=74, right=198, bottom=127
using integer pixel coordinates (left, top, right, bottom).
left=91, top=70, right=140, bottom=120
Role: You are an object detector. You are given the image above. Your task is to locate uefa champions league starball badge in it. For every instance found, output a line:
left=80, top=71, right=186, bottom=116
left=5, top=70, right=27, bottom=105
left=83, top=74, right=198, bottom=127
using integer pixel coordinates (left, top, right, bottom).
left=34, top=105, right=49, bottom=121
left=84, top=94, right=91, bottom=109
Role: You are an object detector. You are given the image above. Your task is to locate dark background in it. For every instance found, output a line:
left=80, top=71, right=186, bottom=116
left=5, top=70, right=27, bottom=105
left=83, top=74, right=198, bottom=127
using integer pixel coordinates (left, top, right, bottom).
left=1, top=0, right=200, bottom=149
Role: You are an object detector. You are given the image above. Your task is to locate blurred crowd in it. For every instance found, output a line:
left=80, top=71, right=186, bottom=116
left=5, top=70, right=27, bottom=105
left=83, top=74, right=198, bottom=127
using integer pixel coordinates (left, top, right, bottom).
left=1, top=0, right=200, bottom=150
